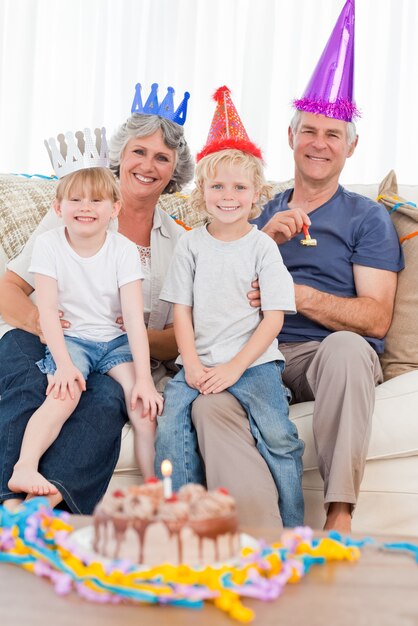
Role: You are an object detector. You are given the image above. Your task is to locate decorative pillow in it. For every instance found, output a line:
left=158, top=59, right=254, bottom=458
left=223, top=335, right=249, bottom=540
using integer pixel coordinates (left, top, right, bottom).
left=270, top=179, right=294, bottom=197
left=0, top=174, right=57, bottom=260
left=377, top=170, right=418, bottom=380
left=158, top=192, right=205, bottom=229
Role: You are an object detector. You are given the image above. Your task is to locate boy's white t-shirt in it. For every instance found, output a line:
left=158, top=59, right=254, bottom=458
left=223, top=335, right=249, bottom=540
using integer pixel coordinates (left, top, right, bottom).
left=160, top=225, right=296, bottom=368
left=29, top=226, right=144, bottom=342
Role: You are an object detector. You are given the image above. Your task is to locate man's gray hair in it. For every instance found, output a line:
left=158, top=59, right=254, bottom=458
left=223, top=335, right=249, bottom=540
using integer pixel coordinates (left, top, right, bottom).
left=290, top=109, right=357, bottom=146
left=108, top=114, right=194, bottom=193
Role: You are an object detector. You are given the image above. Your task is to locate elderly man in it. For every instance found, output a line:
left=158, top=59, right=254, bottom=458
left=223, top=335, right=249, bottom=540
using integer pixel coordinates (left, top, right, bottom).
left=191, top=0, right=404, bottom=531
left=192, top=108, right=403, bottom=532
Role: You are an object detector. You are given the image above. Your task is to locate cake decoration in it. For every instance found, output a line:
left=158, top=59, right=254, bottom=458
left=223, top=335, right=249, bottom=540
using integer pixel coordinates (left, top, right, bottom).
left=92, top=480, right=239, bottom=566
left=161, top=458, right=173, bottom=498
left=0, top=497, right=372, bottom=623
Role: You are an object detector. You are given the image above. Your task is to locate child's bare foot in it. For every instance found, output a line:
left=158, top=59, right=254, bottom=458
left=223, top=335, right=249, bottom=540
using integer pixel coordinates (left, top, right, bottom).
left=2, top=498, right=24, bottom=511
left=8, top=465, right=58, bottom=496
left=25, top=491, right=63, bottom=509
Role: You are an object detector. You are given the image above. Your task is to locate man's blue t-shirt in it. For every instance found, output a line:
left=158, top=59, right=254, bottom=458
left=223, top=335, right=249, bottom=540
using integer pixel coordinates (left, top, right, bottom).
left=253, top=186, right=404, bottom=353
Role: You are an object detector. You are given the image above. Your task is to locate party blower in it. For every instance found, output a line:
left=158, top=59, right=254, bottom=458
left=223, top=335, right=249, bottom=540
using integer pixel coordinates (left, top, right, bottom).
left=300, top=225, right=317, bottom=247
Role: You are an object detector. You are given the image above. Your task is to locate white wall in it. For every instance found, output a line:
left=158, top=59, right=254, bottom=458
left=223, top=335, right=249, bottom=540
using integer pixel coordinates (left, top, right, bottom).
left=1, top=0, right=417, bottom=184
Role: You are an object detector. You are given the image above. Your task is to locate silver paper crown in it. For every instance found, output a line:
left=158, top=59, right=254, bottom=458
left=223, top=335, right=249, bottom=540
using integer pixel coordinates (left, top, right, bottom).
left=44, top=127, right=109, bottom=179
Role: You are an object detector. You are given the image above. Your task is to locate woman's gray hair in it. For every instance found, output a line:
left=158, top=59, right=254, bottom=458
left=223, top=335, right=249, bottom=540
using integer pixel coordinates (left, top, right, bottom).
left=289, top=109, right=357, bottom=146
left=108, top=114, right=194, bottom=193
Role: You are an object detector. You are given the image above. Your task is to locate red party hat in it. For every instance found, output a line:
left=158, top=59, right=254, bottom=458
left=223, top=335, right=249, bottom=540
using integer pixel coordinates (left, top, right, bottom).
left=197, top=86, right=262, bottom=162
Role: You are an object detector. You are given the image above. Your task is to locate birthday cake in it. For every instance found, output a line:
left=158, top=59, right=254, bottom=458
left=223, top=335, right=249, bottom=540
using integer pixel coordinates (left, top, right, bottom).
left=92, top=480, right=240, bottom=566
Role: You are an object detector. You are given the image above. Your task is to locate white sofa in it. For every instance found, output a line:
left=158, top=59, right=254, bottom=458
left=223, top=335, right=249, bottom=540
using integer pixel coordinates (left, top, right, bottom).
left=1, top=174, right=417, bottom=536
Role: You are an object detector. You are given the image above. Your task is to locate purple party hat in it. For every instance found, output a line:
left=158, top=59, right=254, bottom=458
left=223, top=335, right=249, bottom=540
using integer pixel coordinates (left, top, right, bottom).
left=294, top=0, right=360, bottom=122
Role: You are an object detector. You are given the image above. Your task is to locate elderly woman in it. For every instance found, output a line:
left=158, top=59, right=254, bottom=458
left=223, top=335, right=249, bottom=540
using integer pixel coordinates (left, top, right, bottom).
left=0, top=103, right=194, bottom=513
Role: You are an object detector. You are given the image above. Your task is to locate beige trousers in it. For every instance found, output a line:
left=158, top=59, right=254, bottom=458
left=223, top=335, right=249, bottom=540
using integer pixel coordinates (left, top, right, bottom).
left=192, top=391, right=283, bottom=527
left=192, top=331, right=383, bottom=525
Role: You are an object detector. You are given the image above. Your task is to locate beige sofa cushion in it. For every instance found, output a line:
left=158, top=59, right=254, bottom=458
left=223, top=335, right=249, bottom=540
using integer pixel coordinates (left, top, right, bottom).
left=294, top=370, right=418, bottom=471
left=377, top=170, right=418, bottom=380
left=0, top=175, right=56, bottom=261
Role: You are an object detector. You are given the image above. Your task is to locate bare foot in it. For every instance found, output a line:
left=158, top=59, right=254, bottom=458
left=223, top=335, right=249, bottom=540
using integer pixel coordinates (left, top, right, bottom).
left=26, top=491, right=63, bottom=509
left=323, top=502, right=352, bottom=533
left=2, top=498, right=24, bottom=511
left=8, top=465, right=58, bottom=496
left=47, top=491, right=63, bottom=508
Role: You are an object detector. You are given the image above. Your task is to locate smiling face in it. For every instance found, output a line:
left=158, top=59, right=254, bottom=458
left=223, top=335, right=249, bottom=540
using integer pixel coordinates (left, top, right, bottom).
left=203, top=162, right=259, bottom=235
left=118, top=129, right=176, bottom=206
left=54, top=182, right=120, bottom=243
left=289, top=111, right=358, bottom=187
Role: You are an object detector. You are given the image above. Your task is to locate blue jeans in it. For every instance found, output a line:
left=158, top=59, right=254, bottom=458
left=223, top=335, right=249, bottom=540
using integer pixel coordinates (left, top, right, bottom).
left=0, top=329, right=127, bottom=513
left=155, top=361, right=305, bottom=527
left=37, top=334, right=133, bottom=379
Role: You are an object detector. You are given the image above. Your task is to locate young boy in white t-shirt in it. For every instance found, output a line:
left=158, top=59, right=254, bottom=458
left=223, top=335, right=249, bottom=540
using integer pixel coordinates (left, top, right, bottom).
left=155, top=145, right=305, bottom=527
left=8, top=164, right=162, bottom=499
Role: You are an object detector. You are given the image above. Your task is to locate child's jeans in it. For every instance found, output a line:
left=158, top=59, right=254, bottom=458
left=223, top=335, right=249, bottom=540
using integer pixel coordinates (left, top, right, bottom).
left=155, top=360, right=305, bottom=527
left=36, top=334, right=133, bottom=379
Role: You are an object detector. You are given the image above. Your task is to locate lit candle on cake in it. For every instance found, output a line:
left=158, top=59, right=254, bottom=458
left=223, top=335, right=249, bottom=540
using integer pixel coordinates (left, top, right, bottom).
left=161, top=459, right=173, bottom=499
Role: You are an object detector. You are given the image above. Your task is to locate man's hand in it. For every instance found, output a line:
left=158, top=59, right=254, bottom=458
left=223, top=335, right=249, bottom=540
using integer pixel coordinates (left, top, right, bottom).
left=116, top=315, right=126, bottom=332
left=262, top=207, right=310, bottom=244
left=248, top=279, right=261, bottom=309
left=58, top=311, right=71, bottom=330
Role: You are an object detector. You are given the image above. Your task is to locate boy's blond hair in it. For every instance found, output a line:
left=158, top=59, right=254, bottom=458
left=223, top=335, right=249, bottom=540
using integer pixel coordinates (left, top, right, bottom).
left=190, top=149, right=272, bottom=219
left=55, top=167, right=120, bottom=203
